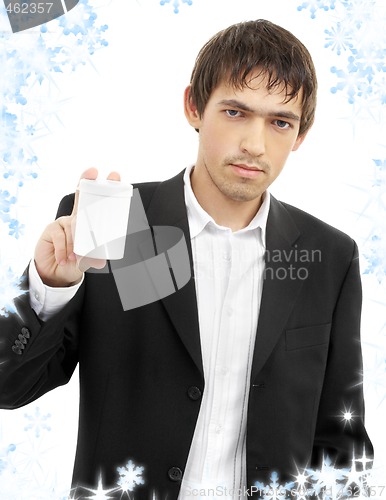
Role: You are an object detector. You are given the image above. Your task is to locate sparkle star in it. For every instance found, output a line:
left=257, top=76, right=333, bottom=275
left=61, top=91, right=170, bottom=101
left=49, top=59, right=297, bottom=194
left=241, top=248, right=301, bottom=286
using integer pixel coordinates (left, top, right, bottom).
left=355, top=446, right=373, bottom=471
left=338, top=404, right=357, bottom=428
left=82, top=473, right=118, bottom=500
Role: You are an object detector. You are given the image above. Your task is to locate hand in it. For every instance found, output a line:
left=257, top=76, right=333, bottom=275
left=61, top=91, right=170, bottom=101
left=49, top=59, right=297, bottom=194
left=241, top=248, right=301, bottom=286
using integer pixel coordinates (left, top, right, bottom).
left=34, top=168, right=121, bottom=287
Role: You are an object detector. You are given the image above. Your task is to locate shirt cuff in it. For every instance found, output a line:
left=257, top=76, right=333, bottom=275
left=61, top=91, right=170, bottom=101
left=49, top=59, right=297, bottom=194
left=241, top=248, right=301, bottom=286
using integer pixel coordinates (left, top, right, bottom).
left=29, top=259, right=84, bottom=322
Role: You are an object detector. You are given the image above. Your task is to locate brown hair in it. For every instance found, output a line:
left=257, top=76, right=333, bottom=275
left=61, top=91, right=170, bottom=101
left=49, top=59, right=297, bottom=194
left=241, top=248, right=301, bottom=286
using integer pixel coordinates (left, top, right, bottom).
left=189, top=19, right=317, bottom=136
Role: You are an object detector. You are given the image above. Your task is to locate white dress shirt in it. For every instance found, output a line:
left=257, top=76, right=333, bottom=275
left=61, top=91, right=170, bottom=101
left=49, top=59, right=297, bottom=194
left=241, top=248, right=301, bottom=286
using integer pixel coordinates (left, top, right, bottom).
left=29, top=168, right=270, bottom=497
left=179, top=166, right=270, bottom=499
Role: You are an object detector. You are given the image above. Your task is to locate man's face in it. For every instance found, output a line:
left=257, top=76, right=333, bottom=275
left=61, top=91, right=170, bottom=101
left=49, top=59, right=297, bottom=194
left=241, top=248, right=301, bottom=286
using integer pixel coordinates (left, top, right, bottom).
left=185, top=72, right=306, bottom=206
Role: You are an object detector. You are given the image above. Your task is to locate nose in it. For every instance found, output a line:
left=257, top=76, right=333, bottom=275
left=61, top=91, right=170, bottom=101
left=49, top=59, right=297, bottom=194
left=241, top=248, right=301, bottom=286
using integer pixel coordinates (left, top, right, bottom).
left=239, top=119, right=266, bottom=158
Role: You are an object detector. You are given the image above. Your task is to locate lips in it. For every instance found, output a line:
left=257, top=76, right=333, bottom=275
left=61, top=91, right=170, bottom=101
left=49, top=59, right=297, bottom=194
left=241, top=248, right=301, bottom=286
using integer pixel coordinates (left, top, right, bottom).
left=230, top=164, right=265, bottom=178
left=232, top=164, right=264, bottom=172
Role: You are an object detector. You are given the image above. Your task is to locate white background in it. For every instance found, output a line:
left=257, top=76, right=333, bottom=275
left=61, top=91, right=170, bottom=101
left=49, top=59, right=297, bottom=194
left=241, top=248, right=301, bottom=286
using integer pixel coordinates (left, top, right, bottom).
left=0, top=0, right=385, bottom=497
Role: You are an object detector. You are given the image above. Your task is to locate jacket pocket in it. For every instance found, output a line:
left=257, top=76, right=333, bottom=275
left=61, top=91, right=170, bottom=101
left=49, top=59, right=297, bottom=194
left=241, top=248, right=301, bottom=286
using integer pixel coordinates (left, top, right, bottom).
left=285, top=323, right=331, bottom=351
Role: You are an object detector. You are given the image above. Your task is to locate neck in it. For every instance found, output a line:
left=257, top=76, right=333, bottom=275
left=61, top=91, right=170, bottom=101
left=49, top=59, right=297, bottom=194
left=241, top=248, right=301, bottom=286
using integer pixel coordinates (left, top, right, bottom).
left=190, top=166, right=263, bottom=232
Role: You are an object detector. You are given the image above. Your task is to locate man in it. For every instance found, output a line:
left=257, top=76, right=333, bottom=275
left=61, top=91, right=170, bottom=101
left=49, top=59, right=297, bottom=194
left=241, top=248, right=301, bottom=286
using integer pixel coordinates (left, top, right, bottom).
left=0, top=19, right=373, bottom=499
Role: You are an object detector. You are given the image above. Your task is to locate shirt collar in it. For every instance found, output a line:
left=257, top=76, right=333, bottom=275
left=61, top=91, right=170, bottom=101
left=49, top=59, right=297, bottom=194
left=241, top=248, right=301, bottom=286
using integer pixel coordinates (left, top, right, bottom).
left=183, top=165, right=270, bottom=246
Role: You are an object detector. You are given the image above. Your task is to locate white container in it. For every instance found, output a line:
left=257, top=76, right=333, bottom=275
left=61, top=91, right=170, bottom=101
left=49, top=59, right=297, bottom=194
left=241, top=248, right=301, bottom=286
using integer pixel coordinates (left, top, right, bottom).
left=74, top=178, right=133, bottom=260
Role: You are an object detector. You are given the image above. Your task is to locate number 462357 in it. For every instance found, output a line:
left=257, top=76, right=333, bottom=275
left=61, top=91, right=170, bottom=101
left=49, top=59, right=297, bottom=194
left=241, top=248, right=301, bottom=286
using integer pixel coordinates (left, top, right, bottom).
left=6, top=3, right=53, bottom=14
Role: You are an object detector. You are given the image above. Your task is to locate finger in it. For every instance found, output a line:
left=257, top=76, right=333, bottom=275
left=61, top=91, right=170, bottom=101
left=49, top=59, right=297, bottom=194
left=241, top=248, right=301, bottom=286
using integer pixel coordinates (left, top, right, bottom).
left=51, top=219, right=70, bottom=266
left=72, top=167, right=99, bottom=216
left=106, top=171, right=121, bottom=182
left=63, top=216, right=76, bottom=261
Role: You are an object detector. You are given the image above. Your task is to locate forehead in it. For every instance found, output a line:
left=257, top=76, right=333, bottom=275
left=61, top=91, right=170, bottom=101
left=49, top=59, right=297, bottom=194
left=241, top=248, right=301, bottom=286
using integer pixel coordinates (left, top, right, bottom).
left=210, top=71, right=303, bottom=113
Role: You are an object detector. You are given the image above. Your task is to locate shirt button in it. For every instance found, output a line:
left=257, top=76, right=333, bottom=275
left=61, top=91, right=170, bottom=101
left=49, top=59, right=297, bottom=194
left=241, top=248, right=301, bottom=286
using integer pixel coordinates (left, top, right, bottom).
left=187, top=386, right=202, bottom=401
left=168, top=467, right=183, bottom=482
left=222, top=252, right=231, bottom=261
left=34, top=292, right=40, bottom=301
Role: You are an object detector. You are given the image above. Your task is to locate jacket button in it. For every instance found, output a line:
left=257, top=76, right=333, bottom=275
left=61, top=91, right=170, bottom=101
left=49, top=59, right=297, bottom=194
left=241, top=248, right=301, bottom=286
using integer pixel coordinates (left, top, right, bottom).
left=21, top=327, right=30, bottom=339
left=18, top=334, right=28, bottom=344
left=256, top=465, right=269, bottom=471
left=12, top=346, right=23, bottom=355
left=168, top=467, right=183, bottom=482
left=187, top=386, right=202, bottom=401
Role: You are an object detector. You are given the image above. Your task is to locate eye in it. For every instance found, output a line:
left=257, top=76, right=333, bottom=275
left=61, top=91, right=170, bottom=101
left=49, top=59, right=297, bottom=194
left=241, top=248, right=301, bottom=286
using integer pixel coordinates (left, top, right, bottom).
left=273, top=119, right=291, bottom=129
left=225, top=109, right=242, bottom=118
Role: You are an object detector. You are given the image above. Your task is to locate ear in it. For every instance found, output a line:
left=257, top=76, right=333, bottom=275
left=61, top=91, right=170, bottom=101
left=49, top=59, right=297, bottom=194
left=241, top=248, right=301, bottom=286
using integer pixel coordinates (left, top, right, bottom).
left=292, top=131, right=308, bottom=152
left=184, top=86, right=202, bottom=130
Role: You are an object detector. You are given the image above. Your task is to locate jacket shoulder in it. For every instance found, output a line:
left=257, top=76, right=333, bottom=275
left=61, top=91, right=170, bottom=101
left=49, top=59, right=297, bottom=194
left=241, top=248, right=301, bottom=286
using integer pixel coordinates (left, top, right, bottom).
left=277, top=199, right=357, bottom=253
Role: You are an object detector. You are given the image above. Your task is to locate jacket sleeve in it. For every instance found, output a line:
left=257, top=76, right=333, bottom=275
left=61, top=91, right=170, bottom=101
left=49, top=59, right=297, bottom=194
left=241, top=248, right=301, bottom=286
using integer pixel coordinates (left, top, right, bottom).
left=0, top=193, right=82, bottom=409
left=311, top=241, right=374, bottom=468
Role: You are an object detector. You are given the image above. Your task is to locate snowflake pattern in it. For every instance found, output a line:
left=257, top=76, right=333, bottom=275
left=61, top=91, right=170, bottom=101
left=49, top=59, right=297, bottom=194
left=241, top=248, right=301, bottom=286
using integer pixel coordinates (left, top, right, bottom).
left=24, top=407, right=52, bottom=438
left=160, top=0, right=193, bottom=14
left=254, top=458, right=372, bottom=500
left=298, top=0, right=386, bottom=109
left=0, top=0, right=109, bottom=316
left=297, top=0, right=336, bottom=19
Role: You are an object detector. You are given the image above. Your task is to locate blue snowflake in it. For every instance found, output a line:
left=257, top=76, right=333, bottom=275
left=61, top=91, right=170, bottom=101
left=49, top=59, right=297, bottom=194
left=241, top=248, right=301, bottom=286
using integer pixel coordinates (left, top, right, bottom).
left=372, top=159, right=386, bottom=188
left=255, top=471, right=294, bottom=499
left=24, top=407, right=51, bottom=438
left=324, top=23, right=354, bottom=55
left=116, top=460, right=145, bottom=494
left=297, top=0, right=336, bottom=19
left=27, top=35, right=62, bottom=85
left=363, top=235, right=386, bottom=283
left=0, top=443, right=16, bottom=474
left=348, top=48, right=386, bottom=83
left=0, top=189, right=17, bottom=223
left=8, top=219, right=25, bottom=239
left=0, top=111, right=19, bottom=167
left=330, top=59, right=373, bottom=104
left=0, top=50, right=29, bottom=105
left=341, top=0, right=377, bottom=29
left=3, top=148, right=38, bottom=187
left=372, top=74, right=386, bottom=105
left=58, top=0, right=98, bottom=36
left=160, top=0, right=193, bottom=14
left=307, top=457, right=350, bottom=498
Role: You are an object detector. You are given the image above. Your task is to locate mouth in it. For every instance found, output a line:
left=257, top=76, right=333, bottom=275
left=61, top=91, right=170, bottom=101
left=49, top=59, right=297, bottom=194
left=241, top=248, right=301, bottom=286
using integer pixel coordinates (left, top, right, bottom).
left=230, top=164, right=265, bottom=178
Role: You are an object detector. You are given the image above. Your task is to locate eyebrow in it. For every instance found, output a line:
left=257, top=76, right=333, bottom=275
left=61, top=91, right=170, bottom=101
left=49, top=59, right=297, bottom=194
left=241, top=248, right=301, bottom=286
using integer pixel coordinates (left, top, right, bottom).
left=217, top=99, right=301, bottom=122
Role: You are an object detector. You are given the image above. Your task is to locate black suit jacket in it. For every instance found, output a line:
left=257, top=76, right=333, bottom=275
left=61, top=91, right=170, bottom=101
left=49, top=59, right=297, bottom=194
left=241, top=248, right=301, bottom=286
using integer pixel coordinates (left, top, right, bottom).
left=0, top=170, right=373, bottom=498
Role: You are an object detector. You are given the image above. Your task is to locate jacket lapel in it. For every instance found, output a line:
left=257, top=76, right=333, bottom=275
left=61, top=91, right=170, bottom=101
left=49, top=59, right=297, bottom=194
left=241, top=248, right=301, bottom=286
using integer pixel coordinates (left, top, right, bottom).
left=145, top=170, right=204, bottom=378
left=251, top=196, right=306, bottom=382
